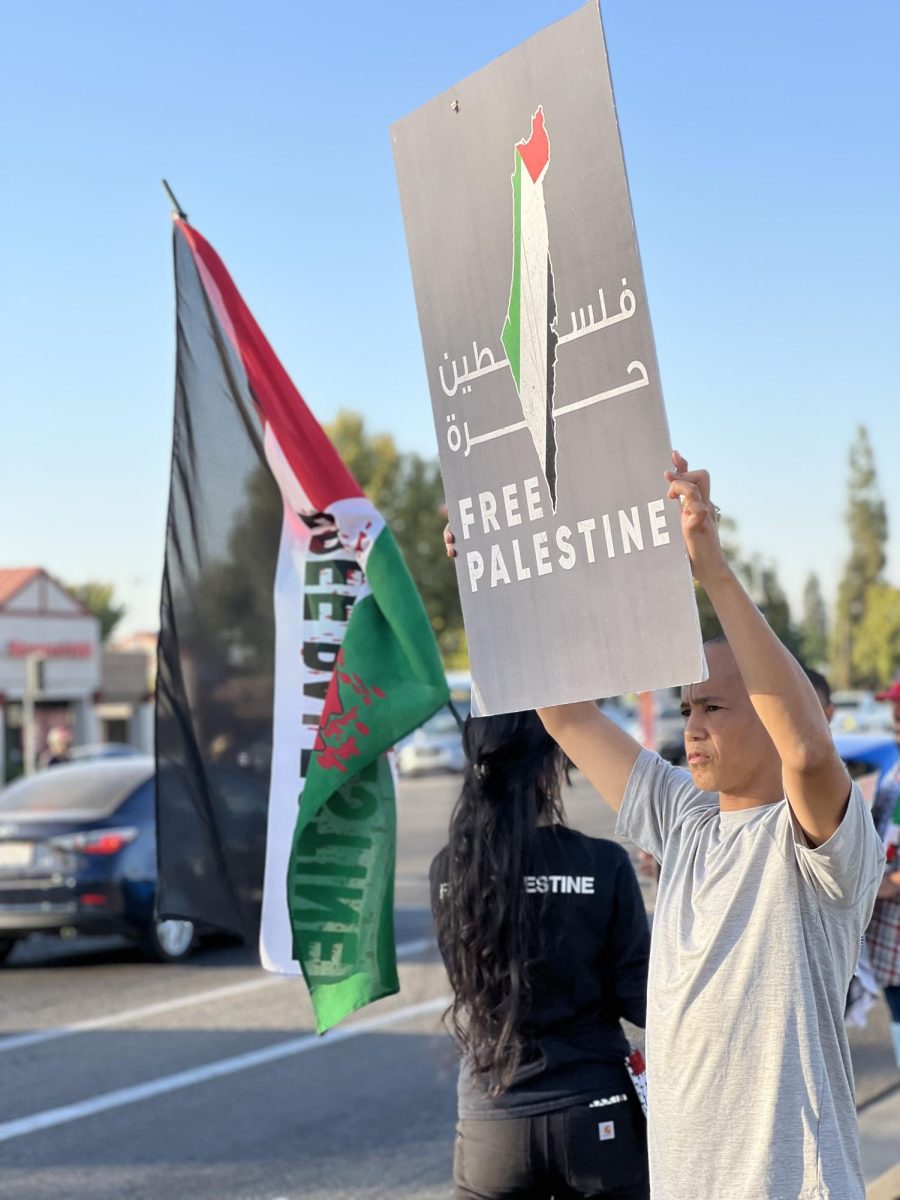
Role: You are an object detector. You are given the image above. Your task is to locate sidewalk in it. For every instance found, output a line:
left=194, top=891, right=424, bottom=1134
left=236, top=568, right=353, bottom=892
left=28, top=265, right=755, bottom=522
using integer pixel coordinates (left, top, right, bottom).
left=861, top=1085, right=900, bottom=1200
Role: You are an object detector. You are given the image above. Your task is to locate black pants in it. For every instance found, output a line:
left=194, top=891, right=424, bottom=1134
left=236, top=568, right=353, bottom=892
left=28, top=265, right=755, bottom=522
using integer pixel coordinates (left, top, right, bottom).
left=454, top=1094, right=649, bottom=1200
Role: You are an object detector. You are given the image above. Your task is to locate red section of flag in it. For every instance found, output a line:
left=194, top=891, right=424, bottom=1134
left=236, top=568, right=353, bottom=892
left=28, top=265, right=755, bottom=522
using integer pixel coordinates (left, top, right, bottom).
left=175, top=220, right=362, bottom=512
left=313, top=649, right=387, bottom=772
left=516, top=107, right=550, bottom=184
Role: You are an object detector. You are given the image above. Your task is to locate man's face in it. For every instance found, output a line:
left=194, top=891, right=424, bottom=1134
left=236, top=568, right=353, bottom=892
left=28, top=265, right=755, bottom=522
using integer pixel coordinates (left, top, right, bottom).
left=680, top=642, right=778, bottom=795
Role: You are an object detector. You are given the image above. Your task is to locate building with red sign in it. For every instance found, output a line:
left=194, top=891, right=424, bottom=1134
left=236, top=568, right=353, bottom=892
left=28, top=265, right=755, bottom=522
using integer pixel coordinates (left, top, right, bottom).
left=0, top=569, right=155, bottom=782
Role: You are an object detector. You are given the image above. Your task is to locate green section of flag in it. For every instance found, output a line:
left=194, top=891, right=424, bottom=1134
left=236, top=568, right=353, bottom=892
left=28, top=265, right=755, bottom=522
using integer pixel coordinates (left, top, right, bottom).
left=287, top=525, right=449, bottom=1033
left=501, top=154, right=523, bottom=389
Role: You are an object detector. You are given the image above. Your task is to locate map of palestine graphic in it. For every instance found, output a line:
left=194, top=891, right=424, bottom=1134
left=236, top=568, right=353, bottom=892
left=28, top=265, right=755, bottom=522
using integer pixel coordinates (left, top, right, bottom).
left=500, top=107, right=560, bottom=511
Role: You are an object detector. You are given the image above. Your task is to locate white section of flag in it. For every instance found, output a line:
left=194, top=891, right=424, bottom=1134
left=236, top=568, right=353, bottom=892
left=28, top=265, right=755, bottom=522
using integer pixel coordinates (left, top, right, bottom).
left=517, top=164, right=553, bottom=486
left=257, top=433, right=384, bottom=974
left=259, top=512, right=311, bottom=974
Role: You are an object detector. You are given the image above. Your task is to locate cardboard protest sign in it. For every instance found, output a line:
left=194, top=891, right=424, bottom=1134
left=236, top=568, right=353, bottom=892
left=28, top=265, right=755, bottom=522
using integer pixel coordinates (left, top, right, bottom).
left=392, top=1, right=705, bottom=715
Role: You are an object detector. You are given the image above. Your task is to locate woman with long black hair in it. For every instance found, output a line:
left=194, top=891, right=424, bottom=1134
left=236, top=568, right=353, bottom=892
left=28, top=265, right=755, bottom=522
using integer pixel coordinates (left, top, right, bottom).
left=431, top=710, right=651, bottom=1200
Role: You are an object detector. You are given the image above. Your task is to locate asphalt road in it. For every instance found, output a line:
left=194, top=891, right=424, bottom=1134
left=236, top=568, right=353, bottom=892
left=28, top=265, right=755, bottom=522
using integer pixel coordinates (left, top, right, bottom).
left=0, top=774, right=896, bottom=1200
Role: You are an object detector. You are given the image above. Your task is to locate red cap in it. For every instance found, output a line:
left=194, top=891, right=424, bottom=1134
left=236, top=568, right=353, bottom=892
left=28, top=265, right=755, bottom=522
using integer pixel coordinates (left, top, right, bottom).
left=875, top=680, right=900, bottom=702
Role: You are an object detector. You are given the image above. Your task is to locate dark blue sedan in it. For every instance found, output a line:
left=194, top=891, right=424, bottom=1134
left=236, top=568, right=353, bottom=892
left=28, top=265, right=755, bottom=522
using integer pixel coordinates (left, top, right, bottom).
left=0, top=757, right=196, bottom=965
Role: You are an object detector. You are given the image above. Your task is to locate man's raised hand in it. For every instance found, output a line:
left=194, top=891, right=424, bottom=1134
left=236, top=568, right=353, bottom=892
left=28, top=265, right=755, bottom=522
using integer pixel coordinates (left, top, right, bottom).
left=663, top=450, right=729, bottom=589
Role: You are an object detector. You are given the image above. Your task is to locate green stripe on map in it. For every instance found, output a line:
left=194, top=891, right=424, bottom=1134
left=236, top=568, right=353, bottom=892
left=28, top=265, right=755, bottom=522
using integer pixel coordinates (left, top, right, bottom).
left=501, top=154, right=522, bottom=388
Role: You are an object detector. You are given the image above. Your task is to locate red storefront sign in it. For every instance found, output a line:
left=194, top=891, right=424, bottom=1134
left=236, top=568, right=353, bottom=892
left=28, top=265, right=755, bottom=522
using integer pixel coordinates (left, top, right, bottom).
left=6, top=641, right=94, bottom=659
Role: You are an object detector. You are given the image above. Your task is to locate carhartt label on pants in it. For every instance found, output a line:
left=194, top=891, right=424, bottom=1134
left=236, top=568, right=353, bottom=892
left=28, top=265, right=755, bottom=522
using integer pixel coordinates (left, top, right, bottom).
left=598, top=1121, right=615, bottom=1141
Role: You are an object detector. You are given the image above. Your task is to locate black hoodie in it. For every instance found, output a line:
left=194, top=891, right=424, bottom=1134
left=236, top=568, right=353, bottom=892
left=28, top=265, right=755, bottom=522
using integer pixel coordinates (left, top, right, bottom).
left=430, top=827, right=649, bottom=1118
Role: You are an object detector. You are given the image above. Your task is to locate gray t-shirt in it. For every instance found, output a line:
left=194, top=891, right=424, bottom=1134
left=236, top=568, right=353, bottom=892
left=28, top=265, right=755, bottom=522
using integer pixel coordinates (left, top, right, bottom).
left=617, top=750, right=884, bottom=1200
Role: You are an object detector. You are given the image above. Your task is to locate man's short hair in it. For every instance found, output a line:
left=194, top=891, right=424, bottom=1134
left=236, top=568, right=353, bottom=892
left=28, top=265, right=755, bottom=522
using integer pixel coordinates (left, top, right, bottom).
left=703, top=634, right=729, bottom=651
left=803, top=666, right=831, bottom=709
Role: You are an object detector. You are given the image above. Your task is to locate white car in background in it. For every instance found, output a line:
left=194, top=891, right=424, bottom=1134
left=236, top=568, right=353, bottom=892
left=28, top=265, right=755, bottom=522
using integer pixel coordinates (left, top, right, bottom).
left=829, top=690, right=893, bottom=735
left=396, top=672, right=471, bottom=777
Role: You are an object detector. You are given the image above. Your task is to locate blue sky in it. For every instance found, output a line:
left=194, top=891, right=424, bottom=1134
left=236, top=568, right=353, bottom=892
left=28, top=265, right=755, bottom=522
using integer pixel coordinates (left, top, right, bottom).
left=2, top=0, right=898, bottom=635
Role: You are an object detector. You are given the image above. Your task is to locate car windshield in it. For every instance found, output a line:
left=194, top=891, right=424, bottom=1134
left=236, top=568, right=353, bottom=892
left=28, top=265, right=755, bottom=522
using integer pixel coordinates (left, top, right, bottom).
left=0, top=760, right=153, bottom=819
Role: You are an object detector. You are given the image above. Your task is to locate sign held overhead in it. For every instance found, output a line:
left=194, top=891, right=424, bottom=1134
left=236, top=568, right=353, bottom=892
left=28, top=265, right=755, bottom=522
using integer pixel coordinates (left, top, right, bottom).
left=393, top=2, right=705, bottom=715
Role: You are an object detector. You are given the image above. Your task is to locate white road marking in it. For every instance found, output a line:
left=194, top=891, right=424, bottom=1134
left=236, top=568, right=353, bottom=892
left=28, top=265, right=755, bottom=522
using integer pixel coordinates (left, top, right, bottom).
left=0, top=992, right=450, bottom=1143
left=0, top=936, right=434, bottom=1055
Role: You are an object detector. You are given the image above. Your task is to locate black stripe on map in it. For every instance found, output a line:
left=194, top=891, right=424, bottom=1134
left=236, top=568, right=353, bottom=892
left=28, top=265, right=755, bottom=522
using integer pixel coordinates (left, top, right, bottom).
left=545, top=254, right=559, bottom=512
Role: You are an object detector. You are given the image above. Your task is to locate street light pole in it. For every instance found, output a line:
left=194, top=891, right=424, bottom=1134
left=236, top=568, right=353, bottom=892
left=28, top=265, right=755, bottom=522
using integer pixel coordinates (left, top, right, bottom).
left=22, top=653, right=45, bottom=776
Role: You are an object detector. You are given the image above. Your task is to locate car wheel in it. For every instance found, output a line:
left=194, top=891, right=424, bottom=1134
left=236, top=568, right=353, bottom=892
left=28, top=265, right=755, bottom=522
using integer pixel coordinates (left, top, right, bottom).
left=0, top=937, right=18, bottom=964
left=141, top=917, right=196, bottom=964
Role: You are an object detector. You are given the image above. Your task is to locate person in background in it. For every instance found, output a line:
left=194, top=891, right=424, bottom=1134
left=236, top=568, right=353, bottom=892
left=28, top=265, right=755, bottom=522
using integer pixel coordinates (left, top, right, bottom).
left=802, top=666, right=835, bottom=724
left=868, top=679, right=900, bottom=1067
left=431, top=710, right=651, bottom=1200
left=39, top=726, right=72, bottom=769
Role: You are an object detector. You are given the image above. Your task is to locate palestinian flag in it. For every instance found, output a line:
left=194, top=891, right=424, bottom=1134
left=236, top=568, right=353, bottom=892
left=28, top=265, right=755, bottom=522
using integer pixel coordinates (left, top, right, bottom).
left=156, top=219, right=449, bottom=1032
left=501, top=106, right=559, bottom=511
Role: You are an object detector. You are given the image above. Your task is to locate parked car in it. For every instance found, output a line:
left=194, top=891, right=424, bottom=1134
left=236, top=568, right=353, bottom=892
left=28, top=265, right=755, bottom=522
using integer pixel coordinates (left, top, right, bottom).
left=0, top=757, right=195, bottom=965
left=833, top=732, right=898, bottom=806
left=396, top=672, right=472, bottom=777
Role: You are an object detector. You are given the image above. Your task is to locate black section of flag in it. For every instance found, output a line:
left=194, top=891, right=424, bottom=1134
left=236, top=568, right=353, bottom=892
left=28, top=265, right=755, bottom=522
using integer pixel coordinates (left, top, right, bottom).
left=155, top=231, right=279, bottom=942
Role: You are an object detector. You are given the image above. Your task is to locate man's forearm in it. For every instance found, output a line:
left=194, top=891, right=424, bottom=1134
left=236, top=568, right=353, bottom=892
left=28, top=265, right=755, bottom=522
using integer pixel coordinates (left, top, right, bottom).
left=537, top=702, right=640, bottom=813
left=663, top=451, right=847, bottom=839
left=702, top=566, right=834, bottom=774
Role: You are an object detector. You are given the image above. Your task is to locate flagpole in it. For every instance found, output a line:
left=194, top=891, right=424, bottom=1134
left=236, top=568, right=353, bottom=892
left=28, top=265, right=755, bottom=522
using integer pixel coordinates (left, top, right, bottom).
left=447, top=700, right=465, bottom=733
left=161, top=179, right=188, bottom=222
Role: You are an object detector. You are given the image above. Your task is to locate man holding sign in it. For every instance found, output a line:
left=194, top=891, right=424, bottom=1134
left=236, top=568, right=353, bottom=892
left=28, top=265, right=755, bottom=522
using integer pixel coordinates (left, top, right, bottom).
left=460, top=451, right=883, bottom=1200
left=449, top=451, right=883, bottom=1198
left=405, top=4, right=882, bottom=1188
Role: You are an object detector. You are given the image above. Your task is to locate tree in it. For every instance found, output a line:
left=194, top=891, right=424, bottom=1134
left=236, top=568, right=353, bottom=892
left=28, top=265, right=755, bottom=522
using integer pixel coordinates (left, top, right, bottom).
left=68, top=581, right=126, bottom=642
left=743, top=556, right=801, bottom=655
left=798, top=573, right=828, bottom=667
left=832, top=426, right=888, bottom=687
left=851, top=585, right=900, bottom=689
left=693, top=517, right=799, bottom=654
left=694, top=515, right=740, bottom=641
